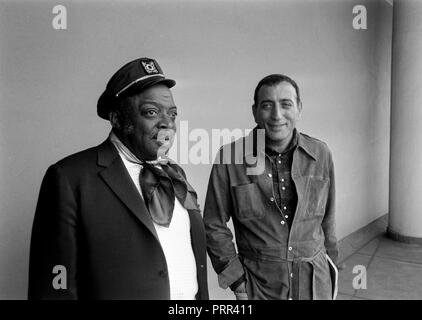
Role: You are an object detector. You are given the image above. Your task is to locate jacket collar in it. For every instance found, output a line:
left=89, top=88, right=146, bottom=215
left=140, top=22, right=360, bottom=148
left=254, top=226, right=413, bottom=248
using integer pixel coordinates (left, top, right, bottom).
left=96, top=138, right=161, bottom=241
left=97, top=138, right=119, bottom=167
left=296, top=132, right=317, bottom=161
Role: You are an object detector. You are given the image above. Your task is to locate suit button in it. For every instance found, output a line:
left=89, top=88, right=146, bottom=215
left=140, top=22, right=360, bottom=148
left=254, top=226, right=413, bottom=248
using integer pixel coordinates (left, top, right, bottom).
left=200, top=264, right=204, bottom=269
left=159, top=270, right=168, bottom=278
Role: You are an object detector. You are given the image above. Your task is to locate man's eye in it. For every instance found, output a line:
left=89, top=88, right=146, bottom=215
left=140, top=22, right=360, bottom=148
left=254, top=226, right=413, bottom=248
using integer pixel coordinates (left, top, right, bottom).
left=170, top=111, right=178, bottom=118
left=261, top=103, right=272, bottom=109
left=282, top=103, right=292, bottom=108
left=145, top=110, right=158, bottom=116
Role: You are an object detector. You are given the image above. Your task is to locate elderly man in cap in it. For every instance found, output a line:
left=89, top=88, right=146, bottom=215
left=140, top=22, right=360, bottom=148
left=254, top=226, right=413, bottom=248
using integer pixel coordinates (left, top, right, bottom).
left=28, top=57, right=208, bottom=300
left=204, top=74, right=339, bottom=300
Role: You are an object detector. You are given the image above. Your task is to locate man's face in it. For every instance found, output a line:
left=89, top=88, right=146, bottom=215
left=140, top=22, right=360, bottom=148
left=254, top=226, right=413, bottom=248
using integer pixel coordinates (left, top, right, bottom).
left=252, top=81, right=302, bottom=147
left=116, top=84, right=177, bottom=160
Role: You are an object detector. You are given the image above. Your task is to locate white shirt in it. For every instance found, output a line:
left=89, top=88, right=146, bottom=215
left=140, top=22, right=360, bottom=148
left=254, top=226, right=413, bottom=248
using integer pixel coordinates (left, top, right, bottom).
left=109, top=131, right=198, bottom=300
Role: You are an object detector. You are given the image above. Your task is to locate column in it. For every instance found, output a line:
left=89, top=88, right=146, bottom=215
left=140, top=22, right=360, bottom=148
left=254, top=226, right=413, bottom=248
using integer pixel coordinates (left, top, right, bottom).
left=388, top=0, right=422, bottom=244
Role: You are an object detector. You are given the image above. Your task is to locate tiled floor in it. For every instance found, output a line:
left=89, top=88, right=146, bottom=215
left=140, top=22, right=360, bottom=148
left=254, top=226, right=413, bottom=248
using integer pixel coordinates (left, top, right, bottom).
left=337, top=234, right=422, bottom=300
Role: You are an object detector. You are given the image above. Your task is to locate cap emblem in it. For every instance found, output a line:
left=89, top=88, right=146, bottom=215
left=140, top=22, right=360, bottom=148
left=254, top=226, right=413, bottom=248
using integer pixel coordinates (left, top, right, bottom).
left=141, top=61, right=159, bottom=74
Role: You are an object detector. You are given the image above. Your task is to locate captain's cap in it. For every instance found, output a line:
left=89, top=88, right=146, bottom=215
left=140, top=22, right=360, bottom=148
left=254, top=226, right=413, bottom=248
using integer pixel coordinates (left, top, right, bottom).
left=97, top=57, right=176, bottom=120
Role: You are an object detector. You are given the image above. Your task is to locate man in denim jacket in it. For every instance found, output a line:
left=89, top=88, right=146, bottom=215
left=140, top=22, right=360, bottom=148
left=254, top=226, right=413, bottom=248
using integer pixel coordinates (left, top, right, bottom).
left=204, top=74, right=339, bottom=300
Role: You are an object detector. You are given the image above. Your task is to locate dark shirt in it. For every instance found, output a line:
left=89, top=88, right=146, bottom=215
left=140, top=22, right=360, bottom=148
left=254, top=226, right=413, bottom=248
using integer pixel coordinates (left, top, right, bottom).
left=265, top=130, right=298, bottom=229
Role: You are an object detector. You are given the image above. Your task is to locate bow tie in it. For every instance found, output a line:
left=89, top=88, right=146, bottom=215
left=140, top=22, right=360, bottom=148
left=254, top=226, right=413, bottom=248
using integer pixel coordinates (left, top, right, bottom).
left=139, top=160, right=193, bottom=227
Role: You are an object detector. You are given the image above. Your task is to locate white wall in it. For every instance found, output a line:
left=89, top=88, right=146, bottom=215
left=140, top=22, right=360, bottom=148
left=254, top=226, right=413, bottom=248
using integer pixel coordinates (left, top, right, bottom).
left=0, top=0, right=392, bottom=299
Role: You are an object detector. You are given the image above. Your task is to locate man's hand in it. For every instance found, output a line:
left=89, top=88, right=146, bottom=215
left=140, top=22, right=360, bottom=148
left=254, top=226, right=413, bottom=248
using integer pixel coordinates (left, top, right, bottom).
left=233, top=281, right=248, bottom=300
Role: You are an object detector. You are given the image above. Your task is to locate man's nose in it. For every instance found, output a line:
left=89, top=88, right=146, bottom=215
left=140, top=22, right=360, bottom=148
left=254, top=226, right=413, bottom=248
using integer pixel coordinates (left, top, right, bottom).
left=271, top=104, right=284, bottom=120
left=157, top=114, right=175, bottom=129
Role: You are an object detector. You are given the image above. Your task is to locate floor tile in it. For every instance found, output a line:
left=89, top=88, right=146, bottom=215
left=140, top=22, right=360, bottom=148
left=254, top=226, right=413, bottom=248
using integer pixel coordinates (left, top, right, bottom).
left=358, top=238, right=380, bottom=256
left=351, top=296, right=369, bottom=300
left=337, top=253, right=372, bottom=296
left=373, top=235, right=422, bottom=265
left=336, top=293, right=353, bottom=300
left=355, top=256, right=422, bottom=300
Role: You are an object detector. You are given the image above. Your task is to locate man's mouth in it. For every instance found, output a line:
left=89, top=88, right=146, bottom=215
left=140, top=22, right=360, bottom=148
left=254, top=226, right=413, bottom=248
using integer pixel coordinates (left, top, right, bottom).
left=154, top=130, right=175, bottom=145
left=268, top=123, right=287, bottom=130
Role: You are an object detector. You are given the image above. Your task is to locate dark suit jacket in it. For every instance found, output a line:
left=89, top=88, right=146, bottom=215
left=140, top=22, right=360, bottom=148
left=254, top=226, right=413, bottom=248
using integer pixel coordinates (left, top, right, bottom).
left=28, top=139, right=209, bottom=300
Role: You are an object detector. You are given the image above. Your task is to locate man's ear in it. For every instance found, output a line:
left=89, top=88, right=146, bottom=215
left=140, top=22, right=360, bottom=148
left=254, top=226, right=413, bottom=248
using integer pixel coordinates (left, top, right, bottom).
left=297, top=101, right=303, bottom=118
left=109, top=111, right=121, bottom=130
left=252, top=104, right=258, bottom=123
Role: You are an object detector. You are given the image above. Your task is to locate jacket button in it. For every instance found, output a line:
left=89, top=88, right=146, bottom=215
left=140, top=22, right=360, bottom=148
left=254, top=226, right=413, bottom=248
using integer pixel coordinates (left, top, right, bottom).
left=280, top=221, right=285, bottom=225
left=159, top=270, right=168, bottom=278
left=268, top=173, right=272, bottom=178
left=288, top=246, right=293, bottom=251
left=270, top=197, right=275, bottom=202
left=200, top=264, right=204, bottom=268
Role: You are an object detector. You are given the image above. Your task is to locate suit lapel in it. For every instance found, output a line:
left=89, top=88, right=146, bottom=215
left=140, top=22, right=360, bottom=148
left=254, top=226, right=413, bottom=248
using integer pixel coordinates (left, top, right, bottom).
left=97, top=139, right=159, bottom=241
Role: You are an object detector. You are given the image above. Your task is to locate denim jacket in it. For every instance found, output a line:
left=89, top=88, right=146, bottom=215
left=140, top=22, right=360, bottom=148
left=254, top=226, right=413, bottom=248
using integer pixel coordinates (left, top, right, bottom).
left=203, top=130, right=339, bottom=299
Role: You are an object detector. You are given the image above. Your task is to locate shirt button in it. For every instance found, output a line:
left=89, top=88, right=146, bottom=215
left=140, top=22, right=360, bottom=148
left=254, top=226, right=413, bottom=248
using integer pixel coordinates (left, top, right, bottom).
left=270, top=197, right=275, bottom=202
left=285, top=215, right=289, bottom=219
left=282, top=187, right=286, bottom=190
left=290, top=273, right=294, bottom=278
left=278, top=161, right=282, bottom=164
left=268, top=173, right=272, bottom=178
left=281, top=178, right=285, bottom=182
left=280, top=221, right=285, bottom=225
left=288, top=297, right=293, bottom=300
left=288, top=246, right=293, bottom=251
left=283, top=206, right=287, bottom=210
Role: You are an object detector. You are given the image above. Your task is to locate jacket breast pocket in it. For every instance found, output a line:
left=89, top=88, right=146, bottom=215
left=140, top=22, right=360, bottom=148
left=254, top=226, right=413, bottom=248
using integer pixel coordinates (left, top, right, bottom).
left=232, top=183, right=265, bottom=220
left=304, top=177, right=329, bottom=218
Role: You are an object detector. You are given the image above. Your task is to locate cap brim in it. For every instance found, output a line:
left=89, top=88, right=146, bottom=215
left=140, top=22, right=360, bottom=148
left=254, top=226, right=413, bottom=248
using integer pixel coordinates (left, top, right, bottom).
left=133, top=76, right=176, bottom=93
